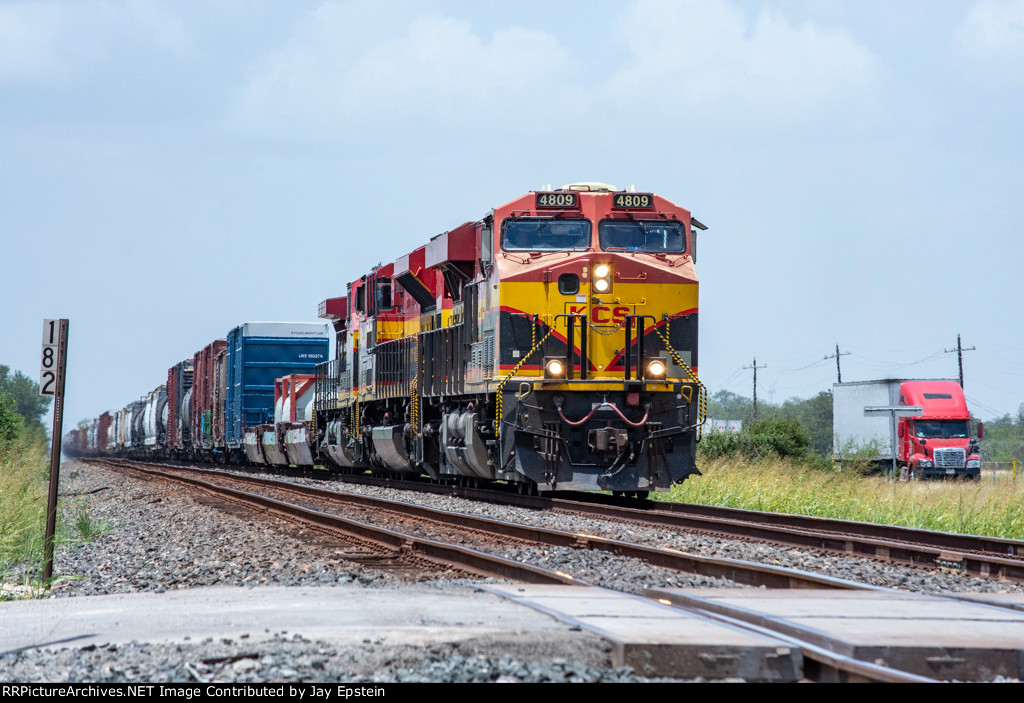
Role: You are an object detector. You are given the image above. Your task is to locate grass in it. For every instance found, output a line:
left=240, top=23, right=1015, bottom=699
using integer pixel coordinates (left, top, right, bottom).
left=0, top=439, right=101, bottom=598
left=0, top=438, right=50, bottom=572
left=660, top=456, right=1024, bottom=540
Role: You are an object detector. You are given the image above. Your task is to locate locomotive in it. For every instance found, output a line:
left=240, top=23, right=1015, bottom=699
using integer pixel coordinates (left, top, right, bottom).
left=67, top=183, right=708, bottom=496
left=314, top=182, right=707, bottom=495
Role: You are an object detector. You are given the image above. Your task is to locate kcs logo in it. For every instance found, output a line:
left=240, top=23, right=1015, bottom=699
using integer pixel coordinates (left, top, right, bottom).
left=565, top=304, right=632, bottom=325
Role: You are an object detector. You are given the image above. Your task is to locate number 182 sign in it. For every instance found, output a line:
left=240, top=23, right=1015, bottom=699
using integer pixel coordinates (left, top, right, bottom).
left=40, top=319, right=68, bottom=397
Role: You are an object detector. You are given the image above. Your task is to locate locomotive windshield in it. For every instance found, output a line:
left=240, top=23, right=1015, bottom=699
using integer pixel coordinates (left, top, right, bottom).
left=914, top=420, right=970, bottom=439
left=501, top=218, right=591, bottom=251
left=599, top=220, right=686, bottom=253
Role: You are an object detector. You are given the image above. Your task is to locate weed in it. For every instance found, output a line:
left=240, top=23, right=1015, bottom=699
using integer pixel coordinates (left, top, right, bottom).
left=74, top=509, right=109, bottom=542
left=661, top=455, right=1024, bottom=539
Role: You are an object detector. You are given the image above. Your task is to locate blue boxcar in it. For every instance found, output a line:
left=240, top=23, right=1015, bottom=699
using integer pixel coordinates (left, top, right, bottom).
left=224, top=322, right=331, bottom=448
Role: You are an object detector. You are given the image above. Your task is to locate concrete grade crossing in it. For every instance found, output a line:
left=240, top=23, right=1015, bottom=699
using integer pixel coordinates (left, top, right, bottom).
left=2, top=584, right=1023, bottom=681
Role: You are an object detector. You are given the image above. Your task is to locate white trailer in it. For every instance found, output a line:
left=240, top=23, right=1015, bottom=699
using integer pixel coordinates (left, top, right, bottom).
left=832, top=379, right=957, bottom=461
left=833, top=380, right=902, bottom=460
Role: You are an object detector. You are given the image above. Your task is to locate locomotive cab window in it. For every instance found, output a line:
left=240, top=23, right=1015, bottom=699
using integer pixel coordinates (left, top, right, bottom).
left=375, top=280, right=393, bottom=311
left=557, top=273, right=580, bottom=295
left=599, top=220, right=686, bottom=253
left=501, top=218, right=591, bottom=252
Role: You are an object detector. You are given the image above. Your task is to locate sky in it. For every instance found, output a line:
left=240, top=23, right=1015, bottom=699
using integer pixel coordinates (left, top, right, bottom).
left=2, top=0, right=1023, bottom=431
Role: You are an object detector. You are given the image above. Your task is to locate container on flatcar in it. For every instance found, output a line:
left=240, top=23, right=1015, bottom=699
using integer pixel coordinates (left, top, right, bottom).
left=224, top=322, right=330, bottom=462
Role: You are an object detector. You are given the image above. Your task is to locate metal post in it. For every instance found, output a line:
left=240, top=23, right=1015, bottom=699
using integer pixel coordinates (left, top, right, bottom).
left=42, top=319, right=69, bottom=586
left=864, top=405, right=921, bottom=481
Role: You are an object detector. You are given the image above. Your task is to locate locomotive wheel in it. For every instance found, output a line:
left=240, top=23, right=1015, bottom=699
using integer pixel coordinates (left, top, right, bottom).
left=516, top=481, right=537, bottom=496
left=633, top=491, right=650, bottom=500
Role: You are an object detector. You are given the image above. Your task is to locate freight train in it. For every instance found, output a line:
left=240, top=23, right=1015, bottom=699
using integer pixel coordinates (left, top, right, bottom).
left=66, top=183, right=708, bottom=496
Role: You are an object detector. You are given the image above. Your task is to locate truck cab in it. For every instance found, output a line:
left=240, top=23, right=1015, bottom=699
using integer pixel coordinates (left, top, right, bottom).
left=897, top=381, right=981, bottom=480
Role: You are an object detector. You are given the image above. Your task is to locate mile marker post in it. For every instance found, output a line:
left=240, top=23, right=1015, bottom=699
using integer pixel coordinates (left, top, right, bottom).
left=40, top=318, right=69, bottom=586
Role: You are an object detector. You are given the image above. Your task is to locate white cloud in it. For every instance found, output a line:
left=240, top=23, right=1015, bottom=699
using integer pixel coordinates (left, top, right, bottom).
left=956, top=0, right=1024, bottom=60
left=605, top=0, right=882, bottom=125
left=235, top=2, right=581, bottom=138
left=235, top=0, right=883, bottom=141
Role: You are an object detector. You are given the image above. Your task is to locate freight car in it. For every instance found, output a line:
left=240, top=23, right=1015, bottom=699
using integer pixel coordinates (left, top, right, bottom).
left=66, top=183, right=708, bottom=497
left=68, top=321, right=331, bottom=463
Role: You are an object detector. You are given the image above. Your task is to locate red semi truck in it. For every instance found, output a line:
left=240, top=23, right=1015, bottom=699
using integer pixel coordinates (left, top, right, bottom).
left=833, top=379, right=982, bottom=479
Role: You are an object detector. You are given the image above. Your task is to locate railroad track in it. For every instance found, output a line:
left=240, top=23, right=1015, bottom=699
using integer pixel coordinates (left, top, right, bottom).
left=82, top=458, right=1021, bottom=682
left=326, top=470, right=1024, bottom=584
left=90, top=459, right=867, bottom=591
left=101, top=457, right=1024, bottom=585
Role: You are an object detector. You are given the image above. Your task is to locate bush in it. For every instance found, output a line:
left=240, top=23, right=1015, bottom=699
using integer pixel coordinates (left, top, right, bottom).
left=0, top=391, right=24, bottom=455
left=699, top=416, right=810, bottom=463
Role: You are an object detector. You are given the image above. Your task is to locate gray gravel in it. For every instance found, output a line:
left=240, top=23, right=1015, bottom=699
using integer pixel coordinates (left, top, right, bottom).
left=0, top=462, right=690, bottom=683
left=276, top=470, right=1024, bottom=596
left=3, top=459, right=1021, bottom=683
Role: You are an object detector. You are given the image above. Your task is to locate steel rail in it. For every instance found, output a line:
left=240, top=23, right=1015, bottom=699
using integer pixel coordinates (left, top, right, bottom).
left=581, top=491, right=1024, bottom=558
left=293, top=468, right=1024, bottom=583
left=645, top=589, right=938, bottom=684
left=542, top=494, right=1024, bottom=583
left=98, top=459, right=877, bottom=592
left=83, top=459, right=967, bottom=681
left=92, top=457, right=1024, bottom=585
left=92, top=459, right=581, bottom=587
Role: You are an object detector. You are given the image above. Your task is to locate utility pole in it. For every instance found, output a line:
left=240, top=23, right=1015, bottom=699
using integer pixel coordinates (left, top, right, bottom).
left=944, top=334, right=975, bottom=389
left=824, top=344, right=850, bottom=383
left=744, top=357, right=767, bottom=420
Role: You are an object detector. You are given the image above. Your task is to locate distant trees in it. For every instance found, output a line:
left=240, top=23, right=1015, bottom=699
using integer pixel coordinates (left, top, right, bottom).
left=0, top=365, right=50, bottom=453
left=0, top=391, right=24, bottom=453
left=0, top=365, right=50, bottom=433
left=706, top=389, right=834, bottom=456
left=976, top=408, right=1024, bottom=463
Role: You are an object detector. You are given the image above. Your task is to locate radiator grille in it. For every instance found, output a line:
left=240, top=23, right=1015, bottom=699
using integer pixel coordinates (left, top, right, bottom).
left=933, top=447, right=966, bottom=468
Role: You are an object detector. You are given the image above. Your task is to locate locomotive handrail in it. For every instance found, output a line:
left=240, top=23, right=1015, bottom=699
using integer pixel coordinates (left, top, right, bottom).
left=651, top=323, right=707, bottom=440
left=494, top=326, right=555, bottom=438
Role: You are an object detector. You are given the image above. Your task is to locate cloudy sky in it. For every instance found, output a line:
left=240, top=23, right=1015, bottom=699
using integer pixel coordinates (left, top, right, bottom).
left=2, top=0, right=1023, bottom=431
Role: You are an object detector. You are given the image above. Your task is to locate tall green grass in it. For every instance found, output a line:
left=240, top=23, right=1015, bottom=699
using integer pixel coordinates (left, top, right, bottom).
left=662, top=456, right=1024, bottom=539
left=0, top=438, right=50, bottom=574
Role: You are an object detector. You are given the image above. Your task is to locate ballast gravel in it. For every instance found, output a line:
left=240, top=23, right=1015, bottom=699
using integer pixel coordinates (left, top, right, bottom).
left=0, top=463, right=683, bottom=683
left=2, top=460, right=1022, bottom=683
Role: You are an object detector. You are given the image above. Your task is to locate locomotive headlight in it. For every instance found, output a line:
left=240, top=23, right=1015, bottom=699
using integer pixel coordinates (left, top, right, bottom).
left=594, top=264, right=610, bottom=278
left=544, top=357, right=566, bottom=379
left=646, top=358, right=667, bottom=379
left=594, top=278, right=610, bottom=292
left=592, top=263, right=612, bottom=293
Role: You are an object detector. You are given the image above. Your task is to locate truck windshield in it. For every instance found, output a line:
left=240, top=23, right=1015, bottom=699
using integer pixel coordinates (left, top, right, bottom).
left=599, top=220, right=686, bottom=253
left=914, top=421, right=970, bottom=439
left=501, top=219, right=591, bottom=251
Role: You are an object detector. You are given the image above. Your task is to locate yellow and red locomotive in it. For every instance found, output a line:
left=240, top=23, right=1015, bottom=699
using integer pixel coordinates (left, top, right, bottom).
left=315, top=183, right=707, bottom=495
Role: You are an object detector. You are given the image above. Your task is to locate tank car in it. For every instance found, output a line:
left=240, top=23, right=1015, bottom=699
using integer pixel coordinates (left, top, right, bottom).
left=314, top=183, right=707, bottom=494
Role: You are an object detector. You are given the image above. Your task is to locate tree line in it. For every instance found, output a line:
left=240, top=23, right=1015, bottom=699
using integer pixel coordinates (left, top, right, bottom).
left=0, top=364, right=51, bottom=453
left=707, top=389, right=1023, bottom=463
